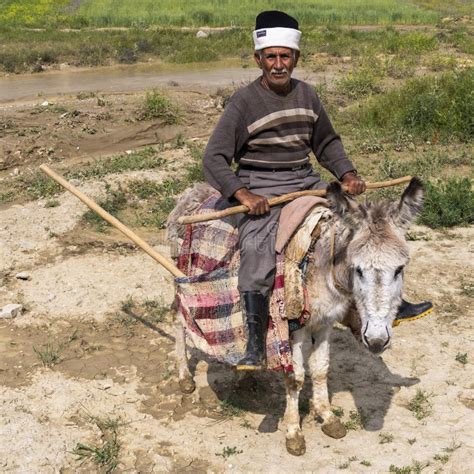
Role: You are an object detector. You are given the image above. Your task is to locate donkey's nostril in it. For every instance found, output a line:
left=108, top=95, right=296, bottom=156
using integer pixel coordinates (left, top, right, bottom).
left=367, top=339, right=386, bottom=354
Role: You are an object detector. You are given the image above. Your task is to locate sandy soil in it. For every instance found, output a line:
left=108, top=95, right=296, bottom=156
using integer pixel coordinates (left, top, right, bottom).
left=0, top=75, right=473, bottom=473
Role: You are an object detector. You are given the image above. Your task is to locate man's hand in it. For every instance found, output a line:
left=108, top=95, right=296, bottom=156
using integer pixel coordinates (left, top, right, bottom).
left=341, top=171, right=366, bottom=195
left=234, top=188, right=270, bottom=216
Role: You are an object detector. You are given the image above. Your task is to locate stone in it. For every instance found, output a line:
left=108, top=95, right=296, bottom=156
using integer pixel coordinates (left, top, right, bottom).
left=15, top=272, right=31, bottom=281
left=41, top=101, right=49, bottom=107
left=0, top=304, right=23, bottom=319
left=196, top=30, right=209, bottom=39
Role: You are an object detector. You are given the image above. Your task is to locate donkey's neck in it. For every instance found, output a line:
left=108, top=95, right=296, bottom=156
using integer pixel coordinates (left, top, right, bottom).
left=305, top=217, right=354, bottom=324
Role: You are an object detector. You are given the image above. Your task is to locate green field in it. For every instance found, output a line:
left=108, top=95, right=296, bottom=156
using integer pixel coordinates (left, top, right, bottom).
left=0, top=0, right=463, bottom=28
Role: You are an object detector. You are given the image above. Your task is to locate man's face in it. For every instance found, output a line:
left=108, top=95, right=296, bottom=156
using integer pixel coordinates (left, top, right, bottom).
left=255, top=47, right=299, bottom=92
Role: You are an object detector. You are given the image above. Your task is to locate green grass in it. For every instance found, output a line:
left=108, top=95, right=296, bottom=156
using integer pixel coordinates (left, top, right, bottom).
left=350, top=69, right=474, bottom=142
left=0, top=1, right=442, bottom=28
left=83, top=184, right=128, bottom=232
left=455, top=352, right=468, bottom=365
left=139, top=90, right=180, bottom=124
left=418, top=177, right=474, bottom=228
left=408, top=389, right=433, bottom=420
left=215, top=446, right=243, bottom=459
left=343, top=409, right=368, bottom=430
left=33, top=341, right=63, bottom=367
left=72, top=415, right=122, bottom=472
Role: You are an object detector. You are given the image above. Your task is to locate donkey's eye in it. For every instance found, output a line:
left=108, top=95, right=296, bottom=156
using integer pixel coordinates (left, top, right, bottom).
left=394, top=265, right=404, bottom=278
left=355, top=267, right=363, bottom=278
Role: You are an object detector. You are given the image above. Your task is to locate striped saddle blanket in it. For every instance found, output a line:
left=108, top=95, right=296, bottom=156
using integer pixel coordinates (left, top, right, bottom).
left=174, top=193, right=328, bottom=372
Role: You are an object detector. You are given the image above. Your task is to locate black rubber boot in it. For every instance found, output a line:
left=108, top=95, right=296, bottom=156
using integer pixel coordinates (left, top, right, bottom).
left=236, top=291, right=269, bottom=371
left=393, top=298, right=433, bottom=327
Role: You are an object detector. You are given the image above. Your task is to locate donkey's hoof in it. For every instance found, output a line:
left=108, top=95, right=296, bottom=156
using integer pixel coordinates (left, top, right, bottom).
left=178, top=377, right=195, bottom=394
left=286, top=433, right=306, bottom=456
left=321, top=418, right=347, bottom=439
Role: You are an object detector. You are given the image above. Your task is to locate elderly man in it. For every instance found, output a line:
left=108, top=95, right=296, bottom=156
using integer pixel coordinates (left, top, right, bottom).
left=203, top=11, right=432, bottom=370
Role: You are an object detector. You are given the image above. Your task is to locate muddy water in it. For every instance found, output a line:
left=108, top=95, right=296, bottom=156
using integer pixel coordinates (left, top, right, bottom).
left=0, top=59, right=329, bottom=103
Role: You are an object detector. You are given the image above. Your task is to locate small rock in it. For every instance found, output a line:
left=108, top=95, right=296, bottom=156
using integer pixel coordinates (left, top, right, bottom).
left=12, top=168, right=19, bottom=176
left=41, top=101, right=49, bottom=107
left=70, top=179, right=81, bottom=186
left=196, top=30, right=209, bottom=39
left=0, top=304, right=23, bottom=319
left=15, top=272, right=31, bottom=281
left=47, top=293, right=56, bottom=302
left=126, top=150, right=132, bottom=155
left=458, top=391, right=474, bottom=410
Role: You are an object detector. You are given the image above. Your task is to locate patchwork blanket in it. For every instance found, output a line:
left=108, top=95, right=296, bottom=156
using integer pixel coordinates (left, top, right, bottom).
left=174, top=193, right=327, bottom=372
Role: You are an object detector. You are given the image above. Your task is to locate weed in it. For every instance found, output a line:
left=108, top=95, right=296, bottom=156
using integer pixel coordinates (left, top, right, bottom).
left=389, top=462, right=428, bottom=474
left=344, top=409, right=367, bottom=430
left=45, top=199, right=60, bottom=208
left=240, top=419, right=252, bottom=429
left=360, top=460, right=372, bottom=466
left=121, top=296, right=135, bottom=312
left=83, top=184, right=127, bottom=232
left=220, top=398, right=243, bottom=418
left=336, top=69, right=382, bottom=100
left=433, top=453, right=449, bottom=464
left=72, top=415, right=121, bottom=472
left=142, top=299, right=170, bottom=323
left=352, top=69, right=474, bottom=141
left=379, top=432, right=394, bottom=444
left=408, top=389, right=433, bottom=420
left=139, top=90, right=179, bottom=124
left=77, top=91, right=96, bottom=100
left=443, top=439, right=461, bottom=453
left=215, top=446, right=243, bottom=459
left=459, top=276, right=474, bottom=298
left=33, top=342, right=63, bottom=367
left=408, top=438, right=417, bottom=445
left=332, top=406, right=344, bottom=418
left=338, top=461, right=350, bottom=469
left=419, top=177, right=474, bottom=228
left=455, top=352, right=468, bottom=365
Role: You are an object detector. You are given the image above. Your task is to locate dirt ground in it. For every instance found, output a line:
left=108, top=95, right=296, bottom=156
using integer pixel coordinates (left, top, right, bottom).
left=0, top=65, right=473, bottom=473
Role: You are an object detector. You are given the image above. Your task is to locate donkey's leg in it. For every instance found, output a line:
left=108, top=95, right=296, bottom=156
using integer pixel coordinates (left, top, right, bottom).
left=308, top=326, right=346, bottom=439
left=283, top=328, right=310, bottom=456
left=175, top=318, right=195, bottom=394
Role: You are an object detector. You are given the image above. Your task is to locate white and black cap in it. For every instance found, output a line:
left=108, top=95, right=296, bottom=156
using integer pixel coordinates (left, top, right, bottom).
left=253, top=10, right=301, bottom=51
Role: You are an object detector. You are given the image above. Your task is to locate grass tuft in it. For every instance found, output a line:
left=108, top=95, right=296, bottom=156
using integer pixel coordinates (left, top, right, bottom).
left=139, top=90, right=180, bottom=124
left=352, top=69, right=474, bottom=141
left=418, top=177, right=474, bottom=228
left=343, top=409, right=367, bottom=430
left=408, top=389, right=433, bottom=420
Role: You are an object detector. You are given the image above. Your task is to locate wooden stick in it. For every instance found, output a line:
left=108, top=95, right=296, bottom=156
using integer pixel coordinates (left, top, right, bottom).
left=178, top=176, right=412, bottom=225
left=39, top=164, right=186, bottom=278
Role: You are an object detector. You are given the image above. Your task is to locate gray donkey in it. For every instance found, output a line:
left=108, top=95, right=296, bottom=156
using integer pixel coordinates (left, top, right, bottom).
left=168, top=177, right=424, bottom=456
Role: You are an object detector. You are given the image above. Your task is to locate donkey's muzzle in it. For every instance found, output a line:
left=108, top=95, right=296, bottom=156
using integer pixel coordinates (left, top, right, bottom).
left=362, top=325, right=391, bottom=354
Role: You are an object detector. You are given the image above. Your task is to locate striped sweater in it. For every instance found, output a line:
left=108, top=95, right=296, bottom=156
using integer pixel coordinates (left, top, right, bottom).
left=203, top=78, right=355, bottom=198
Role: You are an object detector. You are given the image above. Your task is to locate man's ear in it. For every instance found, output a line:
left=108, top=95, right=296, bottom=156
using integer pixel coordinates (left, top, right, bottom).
left=293, top=50, right=300, bottom=67
left=254, top=52, right=262, bottom=69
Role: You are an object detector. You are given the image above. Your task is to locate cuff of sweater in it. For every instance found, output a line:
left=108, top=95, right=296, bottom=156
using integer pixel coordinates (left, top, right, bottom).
left=221, top=177, right=246, bottom=199
left=332, top=160, right=356, bottom=181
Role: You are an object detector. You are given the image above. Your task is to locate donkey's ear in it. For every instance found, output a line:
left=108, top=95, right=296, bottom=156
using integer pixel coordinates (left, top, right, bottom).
left=326, top=181, right=362, bottom=227
left=394, top=177, right=424, bottom=228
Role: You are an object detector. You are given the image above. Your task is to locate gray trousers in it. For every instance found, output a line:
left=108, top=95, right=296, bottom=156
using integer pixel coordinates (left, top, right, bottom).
left=236, top=166, right=327, bottom=296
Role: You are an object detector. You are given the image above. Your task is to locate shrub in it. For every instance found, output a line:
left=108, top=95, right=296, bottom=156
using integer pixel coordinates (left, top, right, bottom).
left=353, top=69, right=474, bottom=141
left=336, top=69, right=382, bottom=100
left=419, top=177, right=474, bottom=228
left=139, top=90, right=179, bottom=124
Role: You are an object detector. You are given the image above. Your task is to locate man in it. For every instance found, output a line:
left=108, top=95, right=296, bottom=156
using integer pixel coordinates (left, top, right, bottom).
left=203, top=11, right=432, bottom=370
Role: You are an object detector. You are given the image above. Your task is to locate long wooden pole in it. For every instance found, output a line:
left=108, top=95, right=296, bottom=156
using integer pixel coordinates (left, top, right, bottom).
left=39, top=164, right=186, bottom=278
left=178, top=176, right=413, bottom=225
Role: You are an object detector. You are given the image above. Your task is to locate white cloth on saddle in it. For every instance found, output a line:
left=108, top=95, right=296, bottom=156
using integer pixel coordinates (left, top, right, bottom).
left=276, top=196, right=329, bottom=253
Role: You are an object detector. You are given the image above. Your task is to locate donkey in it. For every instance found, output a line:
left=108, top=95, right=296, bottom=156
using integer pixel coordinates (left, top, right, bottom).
left=169, top=177, right=424, bottom=456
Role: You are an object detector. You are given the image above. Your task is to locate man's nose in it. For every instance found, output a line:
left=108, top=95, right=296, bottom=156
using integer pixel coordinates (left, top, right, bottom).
left=275, top=56, right=283, bottom=69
